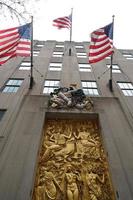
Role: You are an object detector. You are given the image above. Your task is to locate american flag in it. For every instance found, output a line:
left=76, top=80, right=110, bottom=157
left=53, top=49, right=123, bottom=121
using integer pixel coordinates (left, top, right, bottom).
left=88, top=23, right=114, bottom=64
left=0, top=23, right=31, bottom=65
left=53, top=14, right=72, bottom=29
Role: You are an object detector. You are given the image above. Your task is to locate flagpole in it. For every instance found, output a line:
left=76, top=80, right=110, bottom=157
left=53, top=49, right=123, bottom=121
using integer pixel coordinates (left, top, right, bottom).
left=29, top=15, right=34, bottom=89
left=69, top=8, right=73, bottom=56
left=109, top=15, right=115, bottom=92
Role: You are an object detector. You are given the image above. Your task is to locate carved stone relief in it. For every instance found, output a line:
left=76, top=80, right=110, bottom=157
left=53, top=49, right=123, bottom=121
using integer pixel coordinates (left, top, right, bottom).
left=49, top=86, right=93, bottom=110
left=32, top=119, right=115, bottom=200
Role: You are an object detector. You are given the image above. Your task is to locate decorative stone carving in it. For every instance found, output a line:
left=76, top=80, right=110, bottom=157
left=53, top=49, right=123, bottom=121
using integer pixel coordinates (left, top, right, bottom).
left=32, top=119, right=115, bottom=200
left=49, top=85, right=93, bottom=110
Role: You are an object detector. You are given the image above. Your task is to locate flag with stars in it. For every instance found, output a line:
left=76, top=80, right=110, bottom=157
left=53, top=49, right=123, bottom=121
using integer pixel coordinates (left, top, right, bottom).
left=0, top=23, right=31, bottom=65
left=89, top=23, right=114, bottom=64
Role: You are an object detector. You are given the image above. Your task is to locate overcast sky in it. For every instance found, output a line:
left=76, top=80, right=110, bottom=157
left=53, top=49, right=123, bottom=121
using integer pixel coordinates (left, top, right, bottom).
left=2, top=0, right=133, bottom=49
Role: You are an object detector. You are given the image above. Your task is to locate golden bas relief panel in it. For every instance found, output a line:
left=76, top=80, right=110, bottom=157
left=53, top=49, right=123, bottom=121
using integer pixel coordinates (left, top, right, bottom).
left=33, top=119, right=115, bottom=200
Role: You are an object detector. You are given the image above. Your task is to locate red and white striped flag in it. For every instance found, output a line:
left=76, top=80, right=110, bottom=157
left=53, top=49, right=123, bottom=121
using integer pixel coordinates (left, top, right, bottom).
left=0, top=23, right=31, bottom=65
left=88, top=23, right=114, bottom=64
left=53, top=14, right=72, bottom=29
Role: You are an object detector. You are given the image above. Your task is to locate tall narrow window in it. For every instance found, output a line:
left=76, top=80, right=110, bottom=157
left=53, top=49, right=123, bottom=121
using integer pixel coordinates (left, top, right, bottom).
left=117, top=82, right=133, bottom=96
left=43, top=80, right=60, bottom=94
left=2, top=79, right=23, bottom=93
left=82, top=81, right=99, bottom=96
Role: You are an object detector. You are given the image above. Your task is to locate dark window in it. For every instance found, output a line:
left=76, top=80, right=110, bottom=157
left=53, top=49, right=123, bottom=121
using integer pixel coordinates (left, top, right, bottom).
left=0, top=109, right=6, bottom=121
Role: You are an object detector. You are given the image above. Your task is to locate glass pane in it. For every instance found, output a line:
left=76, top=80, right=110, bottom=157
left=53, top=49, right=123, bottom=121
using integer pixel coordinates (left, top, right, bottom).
left=83, top=89, right=88, bottom=95
left=82, top=82, right=87, bottom=87
left=48, top=87, right=55, bottom=93
left=122, top=90, right=128, bottom=96
left=123, top=54, right=133, bottom=57
left=19, top=66, right=30, bottom=70
left=54, top=81, right=60, bottom=87
left=118, top=82, right=124, bottom=89
left=50, top=63, right=62, bottom=67
left=75, top=45, right=83, bottom=48
left=43, top=87, right=49, bottom=94
left=77, top=52, right=86, bottom=55
left=12, top=87, right=19, bottom=93
left=79, top=64, right=91, bottom=68
left=123, top=83, right=129, bottom=89
left=106, top=64, right=110, bottom=68
left=53, top=52, right=63, bottom=55
left=3, top=86, right=10, bottom=93
left=88, top=89, right=93, bottom=95
left=20, top=62, right=31, bottom=66
left=53, top=54, right=62, bottom=57
left=127, top=83, right=133, bottom=89
left=49, top=67, right=61, bottom=71
left=49, top=81, right=54, bottom=86
left=45, top=81, right=51, bottom=86
left=126, top=57, right=133, bottom=60
left=130, top=90, right=133, bottom=95
left=112, top=69, right=121, bottom=73
left=7, top=79, right=14, bottom=85
left=93, top=89, right=99, bottom=95
left=56, top=45, right=64, bottom=48
left=113, top=64, right=119, bottom=69
left=36, top=44, right=44, bottom=47
left=79, top=68, right=91, bottom=72
left=33, top=51, right=40, bottom=54
left=126, top=90, right=133, bottom=96
left=86, top=82, right=92, bottom=87
left=3, top=86, right=18, bottom=93
left=91, top=82, right=97, bottom=88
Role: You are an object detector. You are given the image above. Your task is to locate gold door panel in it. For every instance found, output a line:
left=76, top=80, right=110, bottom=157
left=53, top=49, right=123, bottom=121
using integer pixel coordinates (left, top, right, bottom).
left=33, top=119, right=115, bottom=200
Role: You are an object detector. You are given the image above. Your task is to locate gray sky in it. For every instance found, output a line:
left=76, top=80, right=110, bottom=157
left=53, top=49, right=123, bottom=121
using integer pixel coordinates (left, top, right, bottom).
left=1, top=0, right=133, bottom=49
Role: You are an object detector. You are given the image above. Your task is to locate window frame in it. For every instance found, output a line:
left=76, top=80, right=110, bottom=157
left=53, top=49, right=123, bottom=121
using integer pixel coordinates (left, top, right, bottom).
left=53, top=51, right=63, bottom=57
left=106, top=64, right=121, bottom=73
left=2, top=78, right=24, bottom=93
left=76, top=52, right=87, bottom=58
left=33, top=50, right=40, bottom=56
left=117, top=81, right=133, bottom=96
left=81, top=81, right=99, bottom=96
left=122, top=53, right=133, bottom=59
left=79, top=63, right=91, bottom=72
left=43, top=80, right=60, bottom=94
left=55, top=44, right=64, bottom=48
left=75, top=45, right=84, bottom=49
left=49, top=63, right=62, bottom=71
left=19, top=61, right=31, bottom=70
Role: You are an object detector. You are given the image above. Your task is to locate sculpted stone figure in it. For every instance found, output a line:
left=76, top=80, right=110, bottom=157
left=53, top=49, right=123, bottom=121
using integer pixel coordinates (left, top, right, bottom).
left=49, top=85, right=93, bottom=110
left=65, top=164, right=81, bottom=200
left=36, top=169, right=62, bottom=200
left=73, top=128, right=96, bottom=157
left=86, top=171, right=105, bottom=200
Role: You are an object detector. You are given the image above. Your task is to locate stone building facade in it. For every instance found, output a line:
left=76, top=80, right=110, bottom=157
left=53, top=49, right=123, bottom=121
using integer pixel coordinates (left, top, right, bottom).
left=0, top=40, right=133, bottom=200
